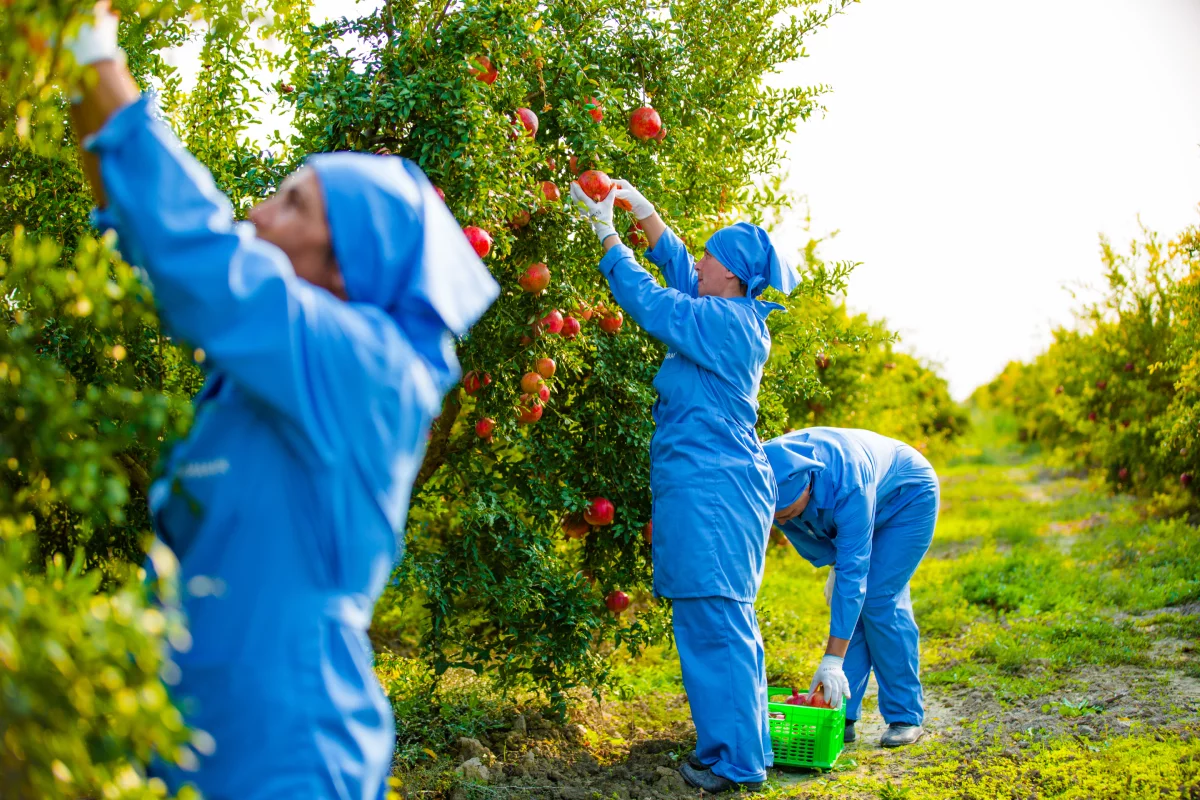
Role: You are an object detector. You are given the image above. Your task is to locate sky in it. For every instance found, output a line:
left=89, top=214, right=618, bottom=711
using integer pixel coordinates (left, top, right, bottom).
left=169, top=0, right=1200, bottom=399
left=770, top=0, right=1200, bottom=398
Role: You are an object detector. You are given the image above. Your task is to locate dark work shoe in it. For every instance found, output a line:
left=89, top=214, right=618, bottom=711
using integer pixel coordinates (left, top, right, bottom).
left=880, top=723, right=924, bottom=748
left=687, top=751, right=710, bottom=770
left=679, top=762, right=762, bottom=794
left=844, top=720, right=857, bottom=743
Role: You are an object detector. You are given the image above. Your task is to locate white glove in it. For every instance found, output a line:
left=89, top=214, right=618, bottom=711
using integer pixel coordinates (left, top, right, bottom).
left=569, top=182, right=617, bottom=244
left=67, top=2, right=124, bottom=68
left=824, top=568, right=836, bottom=606
left=613, top=180, right=656, bottom=221
left=810, top=654, right=850, bottom=709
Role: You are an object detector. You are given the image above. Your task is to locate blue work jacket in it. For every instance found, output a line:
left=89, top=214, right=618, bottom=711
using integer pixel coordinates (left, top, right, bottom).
left=775, top=428, right=938, bottom=639
left=598, top=230, right=779, bottom=602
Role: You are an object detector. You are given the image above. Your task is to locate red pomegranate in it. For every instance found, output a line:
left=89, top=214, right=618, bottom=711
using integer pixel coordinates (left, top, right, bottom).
left=584, top=497, right=615, bottom=526
left=584, top=96, right=603, bottom=123
left=629, top=107, right=663, bottom=141
left=517, top=395, right=543, bottom=424
left=515, top=107, right=538, bottom=138
left=815, top=352, right=831, bottom=370
left=519, top=262, right=550, bottom=294
left=462, top=371, right=491, bottom=395
left=434, top=186, right=446, bottom=202
left=538, top=385, right=551, bottom=402
left=627, top=228, right=648, bottom=248
left=806, top=686, right=835, bottom=709
left=599, top=312, right=623, bottom=334
left=509, top=209, right=531, bottom=229
left=539, top=181, right=560, bottom=204
left=605, top=590, right=630, bottom=614
left=577, top=170, right=613, bottom=202
left=520, top=372, right=545, bottom=394
left=469, top=55, right=498, bottom=84
left=562, top=515, right=590, bottom=540
left=463, top=226, right=492, bottom=258
left=475, top=417, right=496, bottom=439
left=1096, top=379, right=1108, bottom=390
left=561, top=316, right=582, bottom=339
left=537, top=358, right=556, bottom=379
left=643, top=521, right=652, bottom=545
left=538, top=309, right=565, bottom=336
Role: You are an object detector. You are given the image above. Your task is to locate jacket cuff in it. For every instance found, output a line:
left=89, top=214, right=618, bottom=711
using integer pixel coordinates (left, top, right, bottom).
left=598, top=242, right=634, bottom=277
left=644, top=226, right=683, bottom=267
left=83, top=94, right=155, bottom=155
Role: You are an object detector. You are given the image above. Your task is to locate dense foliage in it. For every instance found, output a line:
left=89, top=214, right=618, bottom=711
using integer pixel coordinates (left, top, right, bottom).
left=1, top=0, right=964, bottom=787
left=973, top=219, right=1200, bottom=506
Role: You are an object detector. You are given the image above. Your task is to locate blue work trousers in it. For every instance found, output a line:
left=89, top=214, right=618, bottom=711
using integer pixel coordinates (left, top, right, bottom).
left=673, top=597, right=772, bottom=784
left=843, top=482, right=938, bottom=726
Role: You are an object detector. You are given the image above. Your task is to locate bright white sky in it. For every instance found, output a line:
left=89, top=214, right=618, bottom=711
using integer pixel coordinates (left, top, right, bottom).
left=172, top=0, right=1200, bottom=399
left=771, top=0, right=1200, bottom=398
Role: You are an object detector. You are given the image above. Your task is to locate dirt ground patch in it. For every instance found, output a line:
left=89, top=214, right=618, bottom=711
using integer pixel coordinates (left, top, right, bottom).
left=438, top=653, right=1200, bottom=800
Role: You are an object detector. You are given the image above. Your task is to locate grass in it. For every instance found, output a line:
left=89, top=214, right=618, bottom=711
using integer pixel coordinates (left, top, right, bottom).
left=376, top=412, right=1200, bottom=798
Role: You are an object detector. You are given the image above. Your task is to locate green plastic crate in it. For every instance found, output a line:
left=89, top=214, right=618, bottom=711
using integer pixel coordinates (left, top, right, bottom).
left=766, top=686, right=846, bottom=769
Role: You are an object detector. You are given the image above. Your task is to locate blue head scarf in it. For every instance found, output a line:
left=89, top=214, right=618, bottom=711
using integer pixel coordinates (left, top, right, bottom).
left=704, top=222, right=800, bottom=299
left=307, top=153, right=499, bottom=382
left=763, top=435, right=826, bottom=510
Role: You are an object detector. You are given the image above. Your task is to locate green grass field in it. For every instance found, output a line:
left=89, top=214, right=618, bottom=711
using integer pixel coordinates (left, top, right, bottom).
left=379, top=414, right=1200, bottom=798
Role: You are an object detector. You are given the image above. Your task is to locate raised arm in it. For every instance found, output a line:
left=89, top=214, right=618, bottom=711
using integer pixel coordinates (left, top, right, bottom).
left=604, top=181, right=697, bottom=296
left=88, top=97, right=438, bottom=460
left=598, top=244, right=746, bottom=371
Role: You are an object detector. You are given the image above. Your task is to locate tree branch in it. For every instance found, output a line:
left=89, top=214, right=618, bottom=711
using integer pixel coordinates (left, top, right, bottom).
left=413, top=390, right=461, bottom=491
left=117, top=452, right=151, bottom=498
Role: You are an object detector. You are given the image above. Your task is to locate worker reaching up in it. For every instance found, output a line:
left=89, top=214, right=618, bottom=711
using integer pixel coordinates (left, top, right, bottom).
left=65, top=5, right=498, bottom=797
left=572, top=179, right=799, bottom=793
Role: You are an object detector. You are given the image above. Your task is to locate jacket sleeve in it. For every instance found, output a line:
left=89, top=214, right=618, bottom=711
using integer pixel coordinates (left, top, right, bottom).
left=829, top=475, right=877, bottom=640
left=86, top=96, right=440, bottom=463
left=598, top=243, right=742, bottom=373
left=643, top=226, right=699, bottom=297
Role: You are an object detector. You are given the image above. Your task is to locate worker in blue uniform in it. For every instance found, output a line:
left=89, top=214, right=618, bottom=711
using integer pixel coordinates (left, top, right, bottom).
left=763, top=427, right=939, bottom=748
left=66, top=6, right=498, bottom=797
left=571, top=180, right=799, bottom=793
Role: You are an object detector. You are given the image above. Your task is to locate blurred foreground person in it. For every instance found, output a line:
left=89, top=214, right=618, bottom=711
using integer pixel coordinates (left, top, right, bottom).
left=764, top=427, right=939, bottom=748
left=571, top=179, right=799, bottom=792
left=65, top=5, right=498, bottom=797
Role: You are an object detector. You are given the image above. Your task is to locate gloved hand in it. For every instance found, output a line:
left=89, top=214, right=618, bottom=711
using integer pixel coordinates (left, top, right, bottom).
left=824, top=568, right=836, bottom=606
left=66, top=2, right=124, bottom=68
left=569, top=181, right=617, bottom=244
left=810, top=654, right=850, bottom=709
left=612, top=180, right=656, bottom=221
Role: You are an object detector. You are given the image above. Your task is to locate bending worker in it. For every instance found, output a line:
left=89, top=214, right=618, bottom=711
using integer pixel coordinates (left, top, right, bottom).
left=572, top=181, right=798, bottom=793
left=66, top=6, right=498, bottom=797
left=763, top=427, right=939, bottom=748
